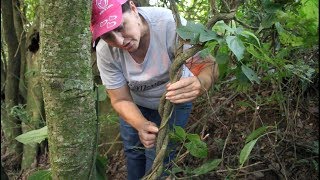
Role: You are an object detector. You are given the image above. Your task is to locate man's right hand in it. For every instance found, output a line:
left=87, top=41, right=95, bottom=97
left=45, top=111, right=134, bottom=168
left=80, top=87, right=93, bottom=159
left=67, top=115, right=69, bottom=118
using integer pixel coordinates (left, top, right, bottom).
left=138, top=121, right=159, bottom=148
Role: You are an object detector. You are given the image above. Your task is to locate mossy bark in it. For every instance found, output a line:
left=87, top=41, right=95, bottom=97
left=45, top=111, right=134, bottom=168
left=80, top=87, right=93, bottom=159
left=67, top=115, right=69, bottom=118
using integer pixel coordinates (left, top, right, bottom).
left=40, top=1, right=97, bottom=179
left=22, top=49, right=43, bottom=170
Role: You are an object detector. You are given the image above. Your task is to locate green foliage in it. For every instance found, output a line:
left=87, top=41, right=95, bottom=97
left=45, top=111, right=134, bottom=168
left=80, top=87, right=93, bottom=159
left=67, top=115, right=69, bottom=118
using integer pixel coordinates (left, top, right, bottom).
left=9, top=104, right=30, bottom=124
left=239, top=139, right=258, bottom=166
left=28, top=169, right=52, bottom=180
left=15, top=126, right=48, bottom=145
left=177, top=21, right=219, bottom=44
left=24, top=0, right=40, bottom=25
left=239, top=126, right=275, bottom=166
left=245, top=126, right=270, bottom=143
left=171, top=126, right=208, bottom=158
left=185, top=134, right=208, bottom=158
left=95, top=155, right=108, bottom=180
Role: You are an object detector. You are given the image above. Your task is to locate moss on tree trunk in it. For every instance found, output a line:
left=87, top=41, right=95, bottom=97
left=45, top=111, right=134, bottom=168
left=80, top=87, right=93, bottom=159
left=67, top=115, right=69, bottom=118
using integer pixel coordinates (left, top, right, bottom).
left=40, top=1, right=97, bottom=179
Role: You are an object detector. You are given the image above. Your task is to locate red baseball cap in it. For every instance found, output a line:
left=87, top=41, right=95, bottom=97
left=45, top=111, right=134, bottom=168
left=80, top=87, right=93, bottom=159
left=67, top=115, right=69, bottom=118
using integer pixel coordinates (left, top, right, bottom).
left=91, top=0, right=128, bottom=42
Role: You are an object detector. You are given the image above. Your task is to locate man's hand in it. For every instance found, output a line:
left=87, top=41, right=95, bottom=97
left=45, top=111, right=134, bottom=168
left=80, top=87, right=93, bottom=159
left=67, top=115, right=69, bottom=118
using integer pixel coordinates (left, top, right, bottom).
left=138, top=121, right=159, bottom=148
left=165, top=76, right=202, bottom=104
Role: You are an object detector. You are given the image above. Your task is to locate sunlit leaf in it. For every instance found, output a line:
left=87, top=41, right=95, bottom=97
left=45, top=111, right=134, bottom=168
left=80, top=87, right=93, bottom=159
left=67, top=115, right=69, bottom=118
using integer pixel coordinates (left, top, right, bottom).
left=15, top=126, right=48, bottom=145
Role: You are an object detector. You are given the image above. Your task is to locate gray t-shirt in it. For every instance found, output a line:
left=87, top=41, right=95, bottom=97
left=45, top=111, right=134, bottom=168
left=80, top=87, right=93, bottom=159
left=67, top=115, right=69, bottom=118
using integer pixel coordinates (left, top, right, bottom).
left=96, top=7, right=192, bottom=110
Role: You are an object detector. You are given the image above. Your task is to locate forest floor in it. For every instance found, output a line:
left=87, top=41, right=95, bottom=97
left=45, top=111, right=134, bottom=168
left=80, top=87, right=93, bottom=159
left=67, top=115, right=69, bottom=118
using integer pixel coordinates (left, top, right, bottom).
left=1, top=79, right=319, bottom=180
left=105, top=86, right=319, bottom=180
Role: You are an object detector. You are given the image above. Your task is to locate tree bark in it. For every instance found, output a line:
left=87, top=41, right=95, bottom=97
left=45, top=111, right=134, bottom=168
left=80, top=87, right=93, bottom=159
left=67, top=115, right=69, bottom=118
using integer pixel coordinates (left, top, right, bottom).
left=12, top=0, right=28, bottom=101
left=22, top=44, right=43, bottom=169
left=1, top=0, right=23, bottom=164
left=40, top=0, right=97, bottom=179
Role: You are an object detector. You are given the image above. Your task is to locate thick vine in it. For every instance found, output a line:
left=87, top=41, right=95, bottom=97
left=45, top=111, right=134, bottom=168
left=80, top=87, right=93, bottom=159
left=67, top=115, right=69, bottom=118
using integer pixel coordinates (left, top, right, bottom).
left=142, top=0, right=239, bottom=179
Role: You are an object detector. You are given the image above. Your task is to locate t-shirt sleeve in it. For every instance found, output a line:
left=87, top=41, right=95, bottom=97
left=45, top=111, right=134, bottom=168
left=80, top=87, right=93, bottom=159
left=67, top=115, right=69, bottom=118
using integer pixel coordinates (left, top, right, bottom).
left=96, top=42, right=127, bottom=89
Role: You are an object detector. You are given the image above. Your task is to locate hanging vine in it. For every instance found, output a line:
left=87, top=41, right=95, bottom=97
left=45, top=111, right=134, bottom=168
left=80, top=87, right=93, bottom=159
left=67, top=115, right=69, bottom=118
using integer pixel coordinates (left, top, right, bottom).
left=143, top=0, right=239, bottom=179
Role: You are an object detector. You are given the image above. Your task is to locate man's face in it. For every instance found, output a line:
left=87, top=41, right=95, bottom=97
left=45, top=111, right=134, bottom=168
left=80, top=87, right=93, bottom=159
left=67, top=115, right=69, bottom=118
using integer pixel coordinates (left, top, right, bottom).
left=100, top=10, right=142, bottom=53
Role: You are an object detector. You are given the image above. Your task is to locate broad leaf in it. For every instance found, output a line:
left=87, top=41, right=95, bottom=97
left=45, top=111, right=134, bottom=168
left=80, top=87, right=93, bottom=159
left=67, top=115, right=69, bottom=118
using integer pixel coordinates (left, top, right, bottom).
left=199, top=30, right=218, bottom=42
left=245, top=126, right=269, bottom=143
left=239, top=139, right=258, bottom=166
left=191, top=159, right=222, bottom=175
left=177, top=21, right=205, bottom=43
left=241, top=65, right=260, bottom=84
left=185, top=141, right=208, bottom=158
left=185, top=134, right=208, bottom=158
left=226, top=36, right=245, bottom=61
left=16, top=126, right=48, bottom=145
left=174, top=126, right=186, bottom=141
left=177, top=21, right=218, bottom=44
left=28, top=169, right=52, bottom=180
left=240, top=30, right=261, bottom=47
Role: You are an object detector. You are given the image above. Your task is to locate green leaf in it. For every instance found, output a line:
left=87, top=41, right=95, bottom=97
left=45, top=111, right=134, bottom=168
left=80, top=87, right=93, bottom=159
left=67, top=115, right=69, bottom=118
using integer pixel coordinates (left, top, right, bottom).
left=177, top=21, right=204, bottom=44
left=199, top=30, right=218, bottom=42
left=191, top=159, right=222, bottom=175
left=213, top=21, right=235, bottom=34
left=186, top=133, right=200, bottom=142
left=96, top=155, right=108, bottom=180
left=261, top=13, right=277, bottom=28
left=95, top=85, right=107, bottom=101
left=28, top=169, right=52, bottom=180
left=174, top=126, right=186, bottom=141
left=226, top=36, right=245, bottom=61
left=300, top=0, right=319, bottom=30
left=239, top=138, right=258, bottom=166
left=241, top=65, right=260, bottom=84
left=16, top=126, right=48, bottom=145
left=185, top=134, right=208, bottom=158
left=245, top=126, right=269, bottom=143
left=185, top=141, right=208, bottom=158
left=240, top=30, right=260, bottom=47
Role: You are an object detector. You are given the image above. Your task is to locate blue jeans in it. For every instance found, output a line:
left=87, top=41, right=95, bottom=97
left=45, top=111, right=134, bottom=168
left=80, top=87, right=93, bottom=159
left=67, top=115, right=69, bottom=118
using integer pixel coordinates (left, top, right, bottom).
left=119, top=102, right=192, bottom=180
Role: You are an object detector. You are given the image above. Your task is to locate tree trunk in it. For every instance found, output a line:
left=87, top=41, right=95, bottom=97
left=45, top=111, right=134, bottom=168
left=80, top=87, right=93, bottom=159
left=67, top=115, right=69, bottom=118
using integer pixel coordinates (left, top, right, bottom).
left=12, top=0, right=28, bottom=101
left=22, top=41, right=43, bottom=170
left=1, top=38, right=6, bottom=97
left=1, top=0, right=23, bottom=165
left=40, top=0, right=97, bottom=179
